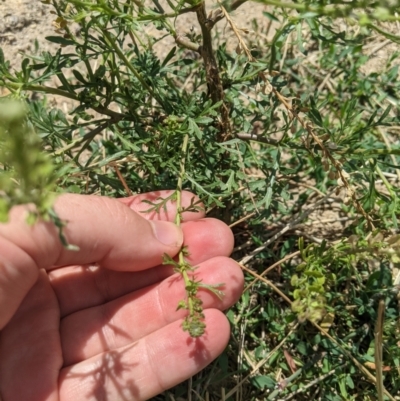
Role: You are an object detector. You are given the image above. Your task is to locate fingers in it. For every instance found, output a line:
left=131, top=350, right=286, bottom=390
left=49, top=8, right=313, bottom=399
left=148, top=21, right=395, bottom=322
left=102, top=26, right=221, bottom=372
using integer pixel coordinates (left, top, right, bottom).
left=119, top=190, right=206, bottom=222
left=0, top=239, right=40, bottom=331
left=1, top=190, right=203, bottom=272
left=35, top=194, right=184, bottom=269
left=60, top=257, right=243, bottom=366
left=58, top=309, right=230, bottom=401
left=0, top=191, right=201, bottom=330
left=0, top=270, right=61, bottom=401
left=50, top=217, right=234, bottom=317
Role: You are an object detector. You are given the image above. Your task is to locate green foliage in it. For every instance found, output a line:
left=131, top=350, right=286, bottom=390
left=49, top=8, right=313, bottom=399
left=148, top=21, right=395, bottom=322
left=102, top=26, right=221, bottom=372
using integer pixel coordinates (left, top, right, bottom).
left=1, top=0, right=400, bottom=399
left=0, top=100, right=55, bottom=221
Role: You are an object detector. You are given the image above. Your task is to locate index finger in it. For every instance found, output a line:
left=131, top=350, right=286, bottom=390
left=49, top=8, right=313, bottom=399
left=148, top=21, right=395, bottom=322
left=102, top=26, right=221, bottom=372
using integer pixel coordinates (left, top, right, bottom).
left=118, top=190, right=205, bottom=221
left=0, top=191, right=203, bottom=329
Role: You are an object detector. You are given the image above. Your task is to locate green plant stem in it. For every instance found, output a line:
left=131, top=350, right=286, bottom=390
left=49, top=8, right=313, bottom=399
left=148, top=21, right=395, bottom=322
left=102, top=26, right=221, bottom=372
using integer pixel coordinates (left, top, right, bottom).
left=175, top=133, right=188, bottom=227
left=375, top=299, right=385, bottom=401
left=53, top=120, right=116, bottom=155
left=174, top=133, right=207, bottom=337
left=175, top=134, right=191, bottom=305
left=375, top=162, right=396, bottom=199
left=3, top=82, right=130, bottom=121
left=65, top=0, right=199, bottom=21
left=255, top=0, right=400, bottom=21
left=101, top=30, right=164, bottom=108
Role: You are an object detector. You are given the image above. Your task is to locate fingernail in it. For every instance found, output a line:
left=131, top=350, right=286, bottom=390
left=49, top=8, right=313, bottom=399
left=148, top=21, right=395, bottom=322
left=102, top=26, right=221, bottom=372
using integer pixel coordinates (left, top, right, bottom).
left=150, top=220, right=183, bottom=247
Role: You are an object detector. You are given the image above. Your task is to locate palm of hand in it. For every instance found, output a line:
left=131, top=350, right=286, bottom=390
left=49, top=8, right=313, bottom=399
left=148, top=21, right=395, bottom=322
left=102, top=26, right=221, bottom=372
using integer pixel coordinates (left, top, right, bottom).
left=0, top=193, right=243, bottom=401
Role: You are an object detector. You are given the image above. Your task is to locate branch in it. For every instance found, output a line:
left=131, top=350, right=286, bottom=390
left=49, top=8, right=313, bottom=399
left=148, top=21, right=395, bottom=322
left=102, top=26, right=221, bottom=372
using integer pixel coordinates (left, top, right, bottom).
left=208, top=0, right=249, bottom=29
left=196, top=2, right=231, bottom=141
left=4, top=82, right=131, bottom=121
left=102, top=30, right=166, bottom=109
left=175, top=34, right=201, bottom=52
left=53, top=119, right=117, bottom=155
left=236, top=132, right=279, bottom=146
left=137, top=4, right=202, bottom=21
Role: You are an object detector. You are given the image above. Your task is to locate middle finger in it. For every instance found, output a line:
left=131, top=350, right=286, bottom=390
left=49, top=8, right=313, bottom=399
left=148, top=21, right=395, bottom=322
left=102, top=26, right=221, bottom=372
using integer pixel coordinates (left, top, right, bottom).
left=60, top=256, right=243, bottom=366
left=50, top=218, right=234, bottom=318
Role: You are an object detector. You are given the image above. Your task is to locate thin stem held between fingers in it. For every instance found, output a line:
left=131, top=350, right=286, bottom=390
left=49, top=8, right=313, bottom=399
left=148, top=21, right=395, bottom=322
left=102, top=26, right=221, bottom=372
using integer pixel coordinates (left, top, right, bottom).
left=174, top=134, right=207, bottom=337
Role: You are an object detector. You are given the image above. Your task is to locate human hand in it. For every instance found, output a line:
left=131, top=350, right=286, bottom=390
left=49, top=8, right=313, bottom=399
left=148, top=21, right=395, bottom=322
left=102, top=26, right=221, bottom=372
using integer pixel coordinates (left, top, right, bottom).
left=0, top=190, right=243, bottom=401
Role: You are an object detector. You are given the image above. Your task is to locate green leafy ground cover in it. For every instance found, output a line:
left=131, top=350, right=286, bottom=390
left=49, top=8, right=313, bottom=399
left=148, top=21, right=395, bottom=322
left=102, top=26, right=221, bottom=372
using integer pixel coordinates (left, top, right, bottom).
left=1, top=0, right=400, bottom=399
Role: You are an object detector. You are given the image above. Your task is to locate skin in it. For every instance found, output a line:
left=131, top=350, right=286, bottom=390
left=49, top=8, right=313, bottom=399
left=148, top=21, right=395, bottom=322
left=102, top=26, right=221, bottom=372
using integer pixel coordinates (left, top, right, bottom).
left=0, top=190, right=244, bottom=401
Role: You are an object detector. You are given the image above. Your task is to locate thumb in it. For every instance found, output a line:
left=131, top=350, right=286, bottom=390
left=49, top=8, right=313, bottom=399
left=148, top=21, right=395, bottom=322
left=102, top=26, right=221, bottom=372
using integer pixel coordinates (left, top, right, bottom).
left=0, top=194, right=183, bottom=329
left=51, top=194, right=184, bottom=270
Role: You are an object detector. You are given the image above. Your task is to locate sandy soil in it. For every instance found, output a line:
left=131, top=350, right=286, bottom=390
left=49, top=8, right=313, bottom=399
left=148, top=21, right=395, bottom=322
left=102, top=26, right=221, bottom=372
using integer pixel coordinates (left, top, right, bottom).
left=0, top=0, right=269, bottom=69
left=0, top=0, right=57, bottom=68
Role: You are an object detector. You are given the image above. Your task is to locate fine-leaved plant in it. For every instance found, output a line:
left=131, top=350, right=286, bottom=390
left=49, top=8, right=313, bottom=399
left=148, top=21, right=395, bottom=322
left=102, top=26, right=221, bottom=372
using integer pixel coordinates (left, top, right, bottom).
left=2, top=0, right=400, bottom=398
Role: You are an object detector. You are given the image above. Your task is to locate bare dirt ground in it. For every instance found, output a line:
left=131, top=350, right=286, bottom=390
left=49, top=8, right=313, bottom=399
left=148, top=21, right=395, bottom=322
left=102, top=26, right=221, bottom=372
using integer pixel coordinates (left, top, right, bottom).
left=0, top=0, right=269, bottom=69
left=0, top=0, right=56, bottom=69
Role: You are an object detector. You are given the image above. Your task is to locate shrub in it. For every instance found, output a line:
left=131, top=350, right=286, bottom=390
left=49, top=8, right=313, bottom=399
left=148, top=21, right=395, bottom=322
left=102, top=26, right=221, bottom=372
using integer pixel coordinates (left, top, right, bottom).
left=1, top=0, right=400, bottom=399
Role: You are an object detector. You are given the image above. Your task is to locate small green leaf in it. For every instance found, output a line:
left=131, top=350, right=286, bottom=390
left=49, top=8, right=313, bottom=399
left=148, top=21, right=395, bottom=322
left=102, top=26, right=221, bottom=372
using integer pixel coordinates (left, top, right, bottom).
left=188, top=118, right=203, bottom=139
left=262, top=11, right=279, bottom=22
left=161, top=45, right=176, bottom=68
left=251, top=375, right=275, bottom=390
left=45, top=36, right=75, bottom=46
left=72, top=69, right=87, bottom=84
left=194, top=116, right=213, bottom=124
